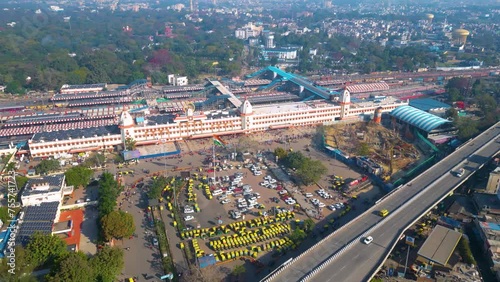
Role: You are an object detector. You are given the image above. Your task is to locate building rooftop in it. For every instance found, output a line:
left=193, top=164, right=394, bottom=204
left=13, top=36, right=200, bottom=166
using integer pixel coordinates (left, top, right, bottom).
left=31, top=125, right=120, bottom=142
left=390, top=105, right=453, bottom=133
left=17, top=201, right=59, bottom=246
left=417, top=225, right=462, bottom=266
left=409, top=98, right=452, bottom=112
left=21, top=174, right=65, bottom=198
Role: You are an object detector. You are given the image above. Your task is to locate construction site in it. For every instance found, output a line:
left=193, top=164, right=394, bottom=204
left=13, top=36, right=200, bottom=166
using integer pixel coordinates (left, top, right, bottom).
left=324, top=121, right=421, bottom=181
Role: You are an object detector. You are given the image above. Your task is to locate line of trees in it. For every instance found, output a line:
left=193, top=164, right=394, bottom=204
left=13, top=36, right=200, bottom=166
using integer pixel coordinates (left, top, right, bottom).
left=97, top=172, right=135, bottom=242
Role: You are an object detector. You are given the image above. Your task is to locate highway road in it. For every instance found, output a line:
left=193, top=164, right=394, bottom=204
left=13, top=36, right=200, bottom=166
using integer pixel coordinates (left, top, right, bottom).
left=267, top=122, right=500, bottom=282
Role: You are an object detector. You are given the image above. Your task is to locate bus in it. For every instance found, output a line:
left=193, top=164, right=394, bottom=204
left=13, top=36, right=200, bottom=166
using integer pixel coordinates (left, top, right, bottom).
left=379, top=209, right=389, bottom=217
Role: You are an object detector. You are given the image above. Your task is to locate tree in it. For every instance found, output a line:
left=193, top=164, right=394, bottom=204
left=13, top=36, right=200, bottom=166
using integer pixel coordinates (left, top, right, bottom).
left=101, top=211, right=135, bottom=241
left=284, top=151, right=307, bottom=170
left=148, top=176, right=169, bottom=199
left=0, top=246, right=36, bottom=282
left=16, top=175, right=29, bottom=189
left=303, top=218, right=315, bottom=233
left=64, top=166, right=94, bottom=188
left=124, top=137, right=136, bottom=151
left=476, top=94, right=497, bottom=116
left=35, top=159, right=60, bottom=175
left=455, top=117, right=479, bottom=141
left=273, top=147, right=288, bottom=161
left=445, top=108, right=459, bottom=121
left=46, top=252, right=94, bottom=282
left=357, top=142, right=370, bottom=156
left=446, top=77, right=469, bottom=95
left=5, top=162, right=16, bottom=172
left=447, top=88, right=463, bottom=102
left=289, top=228, right=307, bottom=243
left=84, top=153, right=106, bottom=168
left=26, top=232, right=68, bottom=268
left=97, top=173, right=122, bottom=217
left=90, top=246, right=124, bottom=282
left=296, top=158, right=327, bottom=185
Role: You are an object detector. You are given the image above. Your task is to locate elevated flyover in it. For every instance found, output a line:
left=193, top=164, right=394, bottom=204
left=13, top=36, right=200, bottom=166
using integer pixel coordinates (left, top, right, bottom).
left=266, top=66, right=332, bottom=100
left=265, top=122, right=500, bottom=282
left=206, top=80, right=242, bottom=108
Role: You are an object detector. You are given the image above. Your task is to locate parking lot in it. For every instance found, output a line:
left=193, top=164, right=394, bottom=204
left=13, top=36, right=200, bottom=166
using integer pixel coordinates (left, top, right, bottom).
left=14, top=125, right=383, bottom=281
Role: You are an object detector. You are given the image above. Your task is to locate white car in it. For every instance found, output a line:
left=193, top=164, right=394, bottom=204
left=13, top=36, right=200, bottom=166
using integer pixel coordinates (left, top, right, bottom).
left=184, top=207, right=194, bottom=214
left=278, top=190, right=288, bottom=195
left=311, top=198, right=320, bottom=204
left=285, top=199, right=296, bottom=205
left=305, top=193, right=313, bottom=198
left=264, top=175, right=272, bottom=180
left=184, top=215, right=195, bottom=221
left=260, top=181, right=269, bottom=186
left=212, top=189, right=223, bottom=196
left=253, top=192, right=261, bottom=199
left=254, top=171, right=262, bottom=176
left=363, top=236, right=374, bottom=245
left=317, top=202, right=326, bottom=208
left=224, top=190, right=234, bottom=195
left=221, top=199, right=231, bottom=204
left=269, top=178, right=277, bottom=184
left=328, top=205, right=336, bottom=211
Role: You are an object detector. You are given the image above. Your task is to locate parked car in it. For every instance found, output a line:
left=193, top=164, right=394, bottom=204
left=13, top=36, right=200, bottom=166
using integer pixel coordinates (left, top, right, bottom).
left=221, top=199, right=231, bottom=204
left=305, top=193, right=313, bottom=198
left=184, top=215, right=195, bottom=221
left=152, top=238, right=159, bottom=246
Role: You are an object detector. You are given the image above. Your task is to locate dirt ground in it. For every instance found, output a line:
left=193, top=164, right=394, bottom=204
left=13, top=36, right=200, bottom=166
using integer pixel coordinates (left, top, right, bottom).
left=324, top=122, right=420, bottom=178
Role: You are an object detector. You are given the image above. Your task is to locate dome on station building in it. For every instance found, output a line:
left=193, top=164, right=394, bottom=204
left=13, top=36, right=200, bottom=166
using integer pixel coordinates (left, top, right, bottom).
left=240, top=99, right=253, bottom=115
left=119, top=110, right=135, bottom=128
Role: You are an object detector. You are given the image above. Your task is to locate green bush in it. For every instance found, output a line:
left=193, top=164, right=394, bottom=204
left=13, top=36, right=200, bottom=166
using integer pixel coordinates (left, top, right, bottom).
left=457, top=237, right=476, bottom=265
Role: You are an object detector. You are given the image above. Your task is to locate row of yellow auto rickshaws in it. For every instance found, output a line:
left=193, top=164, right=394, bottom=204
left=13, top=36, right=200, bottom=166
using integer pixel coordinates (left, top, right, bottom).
left=201, top=183, right=213, bottom=200
left=214, top=237, right=294, bottom=262
left=180, top=212, right=295, bottom=239
left=208, top=223, right=291, bottom=251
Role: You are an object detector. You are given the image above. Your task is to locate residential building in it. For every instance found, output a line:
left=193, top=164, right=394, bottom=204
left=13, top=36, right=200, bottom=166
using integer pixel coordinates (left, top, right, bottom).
left=168, top=74, right=188, bottom=86
left=20, top=174, right=73, bottom=206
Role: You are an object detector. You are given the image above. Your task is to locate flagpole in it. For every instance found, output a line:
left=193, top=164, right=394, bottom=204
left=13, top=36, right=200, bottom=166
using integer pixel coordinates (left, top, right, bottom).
left=212, top=137, right=216, bottom=184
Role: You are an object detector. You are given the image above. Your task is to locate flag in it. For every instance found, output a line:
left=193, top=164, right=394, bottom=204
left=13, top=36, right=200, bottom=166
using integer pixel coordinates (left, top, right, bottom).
left=213, top=136, right=226, bottom=147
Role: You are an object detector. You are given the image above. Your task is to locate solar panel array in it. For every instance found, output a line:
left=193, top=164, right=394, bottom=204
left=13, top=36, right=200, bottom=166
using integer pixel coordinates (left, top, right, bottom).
left=17, top=201, right=59, bottom=246
left=32, top=125, right=120, bottom=142
left=148, top=115, right=175, bottom=125
left=26, top=174, right=65, bottom=188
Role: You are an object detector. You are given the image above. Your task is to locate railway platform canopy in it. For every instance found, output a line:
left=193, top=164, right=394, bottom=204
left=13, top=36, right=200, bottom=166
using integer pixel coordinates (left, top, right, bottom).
left=390, top=105, right=454, bottom=134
